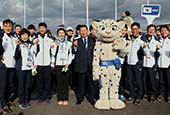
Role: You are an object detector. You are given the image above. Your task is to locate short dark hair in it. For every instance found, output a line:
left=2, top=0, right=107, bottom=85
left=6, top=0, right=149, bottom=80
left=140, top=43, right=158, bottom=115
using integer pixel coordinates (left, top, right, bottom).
left=124, top=10, right=131, bottom=16
left=131, top=22, right=140, bottom=29
left=160, top=25, right=170, bottom=32
left=3, top=19, right=13, bottom=25
left=15, top=24, right=22, bottom=29
left=80, top=25, right=88, bottom=30
left=56, top=28, right=66, bottom=35
left=76, top=24, right=82, bottom=31
left=19, top=28, right=30, bottom=37
left=27, top=24, right=36, bottom=30
left=147, top=24, right=156, bottom=32
left=147, top=24, right=156, bottom=30
left=38, top=22, right=47, bottom=28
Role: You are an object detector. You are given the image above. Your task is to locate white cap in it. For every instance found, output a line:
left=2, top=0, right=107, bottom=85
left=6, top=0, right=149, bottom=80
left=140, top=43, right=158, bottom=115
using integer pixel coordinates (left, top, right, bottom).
left=66, top=26, right=74, bottom=31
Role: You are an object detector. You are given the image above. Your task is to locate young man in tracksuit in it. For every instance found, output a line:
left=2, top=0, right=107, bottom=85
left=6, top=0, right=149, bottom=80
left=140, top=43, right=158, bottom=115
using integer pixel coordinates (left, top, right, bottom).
left=157, top=25, right=170, bottom=102
left=0, top=19, right=19, bottom=114
left=125, top=22, right=145, bottom=105
left=33, top=22, right=55, bottom=103
left=142, top=24, right=161, bottom=102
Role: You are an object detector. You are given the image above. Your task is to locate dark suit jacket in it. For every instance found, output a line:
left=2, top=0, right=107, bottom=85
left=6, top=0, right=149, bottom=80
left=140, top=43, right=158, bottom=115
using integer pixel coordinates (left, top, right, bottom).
left=74, top=36, right=95, bottom=73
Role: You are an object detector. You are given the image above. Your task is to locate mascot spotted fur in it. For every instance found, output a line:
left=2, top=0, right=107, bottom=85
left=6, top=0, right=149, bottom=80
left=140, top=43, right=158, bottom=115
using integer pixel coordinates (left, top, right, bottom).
left=92, top=19, right=128, bottom=110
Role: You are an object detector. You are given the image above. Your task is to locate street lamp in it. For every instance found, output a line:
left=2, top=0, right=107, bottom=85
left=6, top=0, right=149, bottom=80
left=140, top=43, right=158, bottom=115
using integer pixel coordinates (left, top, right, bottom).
left=115, top=0, right=117, bottom=21
left=24, top=0, right=26, bottom=27
left=42, top=0, right=44, bottom=22
left=62, top=0, right=64, bottom=24
left=86, top=0, right=89, bottom=27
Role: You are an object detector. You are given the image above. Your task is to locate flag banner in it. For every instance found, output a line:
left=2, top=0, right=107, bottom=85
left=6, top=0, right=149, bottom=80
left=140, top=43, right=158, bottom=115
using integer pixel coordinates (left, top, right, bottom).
left=142, top=4, right=160, bottom=16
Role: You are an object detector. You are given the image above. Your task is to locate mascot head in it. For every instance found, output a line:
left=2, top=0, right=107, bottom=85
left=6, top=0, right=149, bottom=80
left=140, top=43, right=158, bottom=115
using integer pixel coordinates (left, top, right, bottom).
left=92, top=19, right=128, bottom=43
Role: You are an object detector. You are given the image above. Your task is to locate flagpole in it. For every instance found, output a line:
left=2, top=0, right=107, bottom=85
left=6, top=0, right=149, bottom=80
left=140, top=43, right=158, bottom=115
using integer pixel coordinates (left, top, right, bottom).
left=86, top=0, right=89, bottom=27
left=115, top=0, right=117, bottom=21
left=62, top=0, right=64, bottom=24
left=41, top=0, right=44, bottom=22
left=147, top=0, right=150, bottom=4
left=24, top=0, right=26, bottom=27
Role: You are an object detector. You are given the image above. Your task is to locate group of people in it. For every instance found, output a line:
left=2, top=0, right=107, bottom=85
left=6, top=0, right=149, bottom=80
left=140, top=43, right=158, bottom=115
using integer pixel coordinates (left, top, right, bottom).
left=0, top=14, right=170, bottom=114
left=119, top=22, right=170, bottom=106
left=0, top=18, right=97, bottom=114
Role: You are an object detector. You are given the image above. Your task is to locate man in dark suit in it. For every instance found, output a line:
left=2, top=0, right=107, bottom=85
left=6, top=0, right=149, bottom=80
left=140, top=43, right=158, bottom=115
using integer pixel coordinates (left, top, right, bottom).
left=73, top=25, right=95, bottom=105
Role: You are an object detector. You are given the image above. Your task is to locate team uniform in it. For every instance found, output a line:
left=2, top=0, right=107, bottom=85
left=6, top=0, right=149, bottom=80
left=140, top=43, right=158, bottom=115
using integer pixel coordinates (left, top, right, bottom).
left=157, top=36, right=170, bottom=101
left=33, top=33, right=54, bottom=102
left=142, top=35, right=160, bottom=100
left=15, top=41, right=36, bottom=108
left=126, top=35, right=144, bottom=101
left=51, top=37, right=74, bottom=101
left=0, top=32, right=18, bottom=109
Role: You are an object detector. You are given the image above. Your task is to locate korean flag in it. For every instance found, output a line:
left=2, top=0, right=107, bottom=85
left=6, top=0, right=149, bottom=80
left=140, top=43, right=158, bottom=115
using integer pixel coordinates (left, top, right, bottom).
left=143, top=7, right=152, bottom=14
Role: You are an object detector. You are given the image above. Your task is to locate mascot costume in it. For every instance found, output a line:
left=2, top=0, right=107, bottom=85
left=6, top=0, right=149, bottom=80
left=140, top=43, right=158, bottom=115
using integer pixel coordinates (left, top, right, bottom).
left=92, top=19, right=130, bottom=110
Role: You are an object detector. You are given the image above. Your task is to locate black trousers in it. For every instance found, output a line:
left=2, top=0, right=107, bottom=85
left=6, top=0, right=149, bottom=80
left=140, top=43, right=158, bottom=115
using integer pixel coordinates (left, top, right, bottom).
left=143, top=67, right=157, bottom=96
left=30, top=75, right=38, bottom=100
left=158, top=67, right=170, bottom=97
left=0, top=67, right=15, bottom=108
left=56, top=66, right=69, bottom=101
left=119, top=63, right=127, bottom=96
left=126, top=64, right=143, bottom=99
left=18, top=70, right=32, bottom=104
left=76, top=70, right=94, bottom=102
left=37, top=66, right=52, bottom=101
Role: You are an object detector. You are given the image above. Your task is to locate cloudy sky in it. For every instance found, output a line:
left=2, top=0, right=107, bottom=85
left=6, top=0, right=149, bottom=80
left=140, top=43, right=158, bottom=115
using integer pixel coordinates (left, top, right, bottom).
left=0, top=0, right=169, bottom=34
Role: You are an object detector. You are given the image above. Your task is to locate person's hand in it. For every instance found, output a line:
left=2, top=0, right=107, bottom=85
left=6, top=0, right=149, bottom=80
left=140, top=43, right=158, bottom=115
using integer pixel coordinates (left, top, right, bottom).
left=54, top=40, right=58, bottom=46
left=50, top=63, right=55, bottom=69
left=143, top=42, right=147, bottom=48
left=1, top=58, right=4, bottom=63
left=33, top=38, right=39, bottom=45
left=15, top=39, right=20, bottom=45
left=62, top=64, right=69, bottom=72
left=126, top=40, right=130, bottom=46
left=73, top=40, right=78, bottom=47
left=157, top=44, right=162, bottom=49
left=65, top=64, right=68, bottom=69
left=51, top=41, right=58, bottom=49
left=33, top=65, right=37, bottom=69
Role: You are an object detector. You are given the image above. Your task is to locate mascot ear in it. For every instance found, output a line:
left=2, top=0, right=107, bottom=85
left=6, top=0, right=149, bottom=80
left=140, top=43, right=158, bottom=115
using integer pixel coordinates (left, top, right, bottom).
left=91, top=20, right=100, bottom=30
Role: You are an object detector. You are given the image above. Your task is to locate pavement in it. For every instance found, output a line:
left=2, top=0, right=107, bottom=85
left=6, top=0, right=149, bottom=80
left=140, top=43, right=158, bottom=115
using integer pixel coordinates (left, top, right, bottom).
left=0, top=90, right=170, bottom=115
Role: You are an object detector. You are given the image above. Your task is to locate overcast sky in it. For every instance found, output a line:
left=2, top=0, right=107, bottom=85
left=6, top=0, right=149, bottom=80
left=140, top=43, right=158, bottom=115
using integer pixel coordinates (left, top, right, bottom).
left=0, top=0, right=169, bottom=34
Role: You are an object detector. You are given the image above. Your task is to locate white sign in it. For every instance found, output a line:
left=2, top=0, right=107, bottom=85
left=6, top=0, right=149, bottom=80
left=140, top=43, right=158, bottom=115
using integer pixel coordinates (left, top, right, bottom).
left=141, top=4, right=161, bottom=25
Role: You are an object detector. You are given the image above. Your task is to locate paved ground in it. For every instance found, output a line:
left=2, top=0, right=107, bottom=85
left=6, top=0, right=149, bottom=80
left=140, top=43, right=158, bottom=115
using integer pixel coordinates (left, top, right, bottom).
left=1, top=90, right=170, bottom=115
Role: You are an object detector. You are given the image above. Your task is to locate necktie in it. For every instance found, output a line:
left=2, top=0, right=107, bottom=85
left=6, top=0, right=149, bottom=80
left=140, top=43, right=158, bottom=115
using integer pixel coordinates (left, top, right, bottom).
left=84, top=38, right=86, bottom=47
left=84, top=38, right=88, bottom=49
